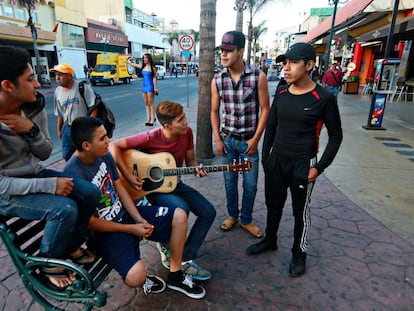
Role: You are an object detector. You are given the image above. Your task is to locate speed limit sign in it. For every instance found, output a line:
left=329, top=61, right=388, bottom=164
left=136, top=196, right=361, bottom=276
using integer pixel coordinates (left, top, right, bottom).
left=179, top=34, right=194, bottom=51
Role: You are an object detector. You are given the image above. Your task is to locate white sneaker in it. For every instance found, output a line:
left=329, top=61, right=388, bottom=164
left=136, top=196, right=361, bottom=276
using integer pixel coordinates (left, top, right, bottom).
left=142, top=275, right=166, bottom=295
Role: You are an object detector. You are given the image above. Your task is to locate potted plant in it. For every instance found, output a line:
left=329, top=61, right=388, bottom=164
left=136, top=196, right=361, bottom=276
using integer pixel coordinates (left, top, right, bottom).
left=343, top=74, right=360, bottom=94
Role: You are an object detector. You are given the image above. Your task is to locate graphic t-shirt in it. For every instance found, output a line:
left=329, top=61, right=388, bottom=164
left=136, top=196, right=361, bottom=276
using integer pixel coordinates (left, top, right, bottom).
left=53, top=81, right=96, bottom=125
left=64, top=153, right=126, bottom=222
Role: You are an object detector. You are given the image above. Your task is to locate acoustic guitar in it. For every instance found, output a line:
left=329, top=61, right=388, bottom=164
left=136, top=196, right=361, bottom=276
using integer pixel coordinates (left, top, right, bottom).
left=119, top=149, right=252, bottom=200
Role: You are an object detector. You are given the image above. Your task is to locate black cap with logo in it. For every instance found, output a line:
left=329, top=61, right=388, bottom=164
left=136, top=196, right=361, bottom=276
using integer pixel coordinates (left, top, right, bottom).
left=218, top=31, right=246, bottom=51
left=276, top=43, right=316, bottom=63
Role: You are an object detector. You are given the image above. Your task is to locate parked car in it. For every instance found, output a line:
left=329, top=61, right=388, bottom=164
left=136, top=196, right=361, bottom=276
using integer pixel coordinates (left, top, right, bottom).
left=156, top=65, right=166, bottom=79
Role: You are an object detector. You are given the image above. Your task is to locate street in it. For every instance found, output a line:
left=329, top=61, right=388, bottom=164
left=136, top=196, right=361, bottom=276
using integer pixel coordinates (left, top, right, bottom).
left=42, top=75, right=199, bottom=164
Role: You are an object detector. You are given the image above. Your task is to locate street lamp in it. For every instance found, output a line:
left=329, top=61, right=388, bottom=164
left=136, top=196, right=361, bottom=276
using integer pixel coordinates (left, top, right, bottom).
left=324, top=0, right=349, bottom=70
left=150, top=12, right=167, bottom=69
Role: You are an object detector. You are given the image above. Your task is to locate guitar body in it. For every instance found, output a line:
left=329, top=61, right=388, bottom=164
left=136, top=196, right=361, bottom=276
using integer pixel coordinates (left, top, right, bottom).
left=120, top=150, right=178, bottom=200
left=116, top=149, right=252, bottom=201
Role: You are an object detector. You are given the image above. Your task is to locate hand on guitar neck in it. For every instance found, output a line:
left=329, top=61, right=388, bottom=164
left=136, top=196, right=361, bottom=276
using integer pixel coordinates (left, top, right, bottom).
left=118, top=150, right=252, bottom=200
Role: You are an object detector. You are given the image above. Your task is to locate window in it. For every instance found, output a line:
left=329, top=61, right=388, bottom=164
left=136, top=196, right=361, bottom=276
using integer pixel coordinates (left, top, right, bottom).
left=16, top=8, right=26, bottom=20
left=0, top=5, right=3, bottom=16
left=31, top=11, right=38, bottom=23
left=4, top=6, right=14, bottom=18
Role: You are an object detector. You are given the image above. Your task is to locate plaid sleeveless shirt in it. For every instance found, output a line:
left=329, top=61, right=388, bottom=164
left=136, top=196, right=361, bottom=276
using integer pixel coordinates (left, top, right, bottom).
left=214, top=63, right=260, bottom=135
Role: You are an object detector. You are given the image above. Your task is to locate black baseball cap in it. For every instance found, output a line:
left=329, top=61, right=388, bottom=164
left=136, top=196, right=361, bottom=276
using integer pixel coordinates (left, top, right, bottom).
left=275, top=43, right=316, bottom=63
left=218, top=31, right=246, bottom=50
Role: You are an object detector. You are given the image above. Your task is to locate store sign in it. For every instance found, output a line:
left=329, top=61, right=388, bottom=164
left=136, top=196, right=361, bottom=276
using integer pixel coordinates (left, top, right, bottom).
left=85, top=28, right=128, bottom=47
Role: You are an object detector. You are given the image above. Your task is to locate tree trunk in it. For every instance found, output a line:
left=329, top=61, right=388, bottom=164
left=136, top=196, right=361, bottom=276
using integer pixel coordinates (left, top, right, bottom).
left=235, top=0, right=246, bottom=32
left=27, top=7, right=43, bottom=86
left=196, top=0, right=216, bottom=159
left=246, top=7, right=253, bottom=65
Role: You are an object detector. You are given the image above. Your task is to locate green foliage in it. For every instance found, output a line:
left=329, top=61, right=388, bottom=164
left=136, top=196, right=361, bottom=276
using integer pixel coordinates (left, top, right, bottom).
left=346, top=75, right=360, bottom=82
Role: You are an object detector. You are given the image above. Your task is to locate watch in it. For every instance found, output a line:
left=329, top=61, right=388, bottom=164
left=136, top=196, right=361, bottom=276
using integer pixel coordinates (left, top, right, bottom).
left=25, top=124, right=40, bottom=138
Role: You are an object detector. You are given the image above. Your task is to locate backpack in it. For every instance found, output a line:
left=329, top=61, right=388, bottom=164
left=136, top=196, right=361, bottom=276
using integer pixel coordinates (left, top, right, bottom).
left=79, top=81, right=116, bottom=138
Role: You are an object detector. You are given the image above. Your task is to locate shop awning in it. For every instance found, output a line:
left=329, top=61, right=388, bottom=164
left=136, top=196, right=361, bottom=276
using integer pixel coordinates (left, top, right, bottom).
left=358, top=15, right=414, bottom=42
left=0, top=23, right=56, bottom=44
left=302, top=0, right=374, bottom=43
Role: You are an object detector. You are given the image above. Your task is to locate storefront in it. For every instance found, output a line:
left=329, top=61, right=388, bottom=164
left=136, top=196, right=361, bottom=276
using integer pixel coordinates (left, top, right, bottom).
left=84, top=19, right=129, bottom=67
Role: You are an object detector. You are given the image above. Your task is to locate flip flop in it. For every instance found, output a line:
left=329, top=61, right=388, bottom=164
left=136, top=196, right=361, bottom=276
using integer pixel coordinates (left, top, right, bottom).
left=40, top=267, right=75, bottom=291
left=240, top=223, right=263, bottom=238
left=220, top=217, right=238, bottom=231
left=68, top=248, right=96, bottom=265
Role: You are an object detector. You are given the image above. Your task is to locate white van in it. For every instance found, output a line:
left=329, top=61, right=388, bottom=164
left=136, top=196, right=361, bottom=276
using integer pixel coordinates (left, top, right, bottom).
left=156, top=65, right=166, bottom=79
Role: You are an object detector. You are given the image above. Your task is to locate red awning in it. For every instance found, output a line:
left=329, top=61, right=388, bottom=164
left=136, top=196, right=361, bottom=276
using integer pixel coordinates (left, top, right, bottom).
left=302, top=0, right=374, bottom=43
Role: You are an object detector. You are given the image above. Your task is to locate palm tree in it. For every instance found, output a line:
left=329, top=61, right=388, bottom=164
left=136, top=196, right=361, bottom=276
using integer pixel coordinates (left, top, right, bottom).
left=234, top=0, right=247, bottom=32
left=196, top=0, right=216, bottom=159
left=17, top=0, right=43, bottom=85
left=163, top=31, right=179, bottom=64
left=252, top=21, right=268, bottom=66
left=246, top=0, right=272, bottom=65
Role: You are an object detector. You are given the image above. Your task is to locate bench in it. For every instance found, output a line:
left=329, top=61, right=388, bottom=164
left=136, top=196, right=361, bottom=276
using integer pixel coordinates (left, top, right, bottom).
left=0, top=214, right=112, bottom=310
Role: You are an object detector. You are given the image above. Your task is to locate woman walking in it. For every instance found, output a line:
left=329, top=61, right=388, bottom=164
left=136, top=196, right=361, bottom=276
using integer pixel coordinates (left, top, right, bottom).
left=129, top=54, right=158, bottom=126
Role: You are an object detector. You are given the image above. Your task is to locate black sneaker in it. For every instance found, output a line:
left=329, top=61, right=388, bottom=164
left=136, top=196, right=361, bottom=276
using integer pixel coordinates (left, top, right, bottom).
left=142, top=275, right=166, bottom=294
left=167, top=274, right=206, bottom=299
left=289, top=252, right=306, bottom=277
left=246, top=237, right=278, bottom=255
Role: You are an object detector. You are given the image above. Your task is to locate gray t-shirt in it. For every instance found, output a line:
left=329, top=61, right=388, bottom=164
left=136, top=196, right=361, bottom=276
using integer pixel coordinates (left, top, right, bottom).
left=53, top=81, right=96, bottom=125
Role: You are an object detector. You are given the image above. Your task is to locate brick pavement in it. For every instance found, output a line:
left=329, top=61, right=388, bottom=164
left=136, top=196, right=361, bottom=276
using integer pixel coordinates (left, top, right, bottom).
left=1, top=81, right=413, bottom=310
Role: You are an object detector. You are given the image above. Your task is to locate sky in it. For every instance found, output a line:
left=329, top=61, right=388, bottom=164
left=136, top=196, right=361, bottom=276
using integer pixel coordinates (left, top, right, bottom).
left=134, top=0, right=332, bottom=47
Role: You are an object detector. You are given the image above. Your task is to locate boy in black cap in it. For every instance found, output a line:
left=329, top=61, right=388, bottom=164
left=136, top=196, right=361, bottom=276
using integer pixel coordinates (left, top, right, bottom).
left=246, top=43, right=343, bottom=278
left=211, top=31, right=270, bottom=239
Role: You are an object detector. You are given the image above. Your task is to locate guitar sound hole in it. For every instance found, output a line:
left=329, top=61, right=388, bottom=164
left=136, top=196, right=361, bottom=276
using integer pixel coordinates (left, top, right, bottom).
left=148, top=166, right=163, bottom=181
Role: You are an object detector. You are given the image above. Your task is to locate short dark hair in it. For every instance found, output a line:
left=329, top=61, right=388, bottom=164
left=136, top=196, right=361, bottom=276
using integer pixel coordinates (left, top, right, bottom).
left=0, top=45, right=30, bottom=86
left=71, top=117, right=103, bottom=151
left=156, top=101, right=184, bottom=126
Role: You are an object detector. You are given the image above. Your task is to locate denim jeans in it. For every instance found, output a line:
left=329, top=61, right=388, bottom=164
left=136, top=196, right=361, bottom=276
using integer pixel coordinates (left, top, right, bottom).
left=0, top=169, right=100, bottom=258
left=62, top=123, right=76, bottom=161
left=325, top=85, right=339, bottom=97
left=222, top=136, right=259, bottom=224
left=147, top=182, right=216, bottom=261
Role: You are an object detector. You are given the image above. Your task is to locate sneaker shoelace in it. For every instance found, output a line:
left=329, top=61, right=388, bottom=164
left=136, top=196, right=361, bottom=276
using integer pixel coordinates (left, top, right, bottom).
left=143, top=277, right=154, bottom=295
left=182, top=274, right=195, bottom=288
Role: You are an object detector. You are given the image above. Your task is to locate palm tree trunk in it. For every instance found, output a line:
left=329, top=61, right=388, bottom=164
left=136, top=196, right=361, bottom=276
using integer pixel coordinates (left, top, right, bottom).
left=246, top=7, right=253, bottom=65
left=27, top=7, right=43, bottom=85
left=235, top=0, right=246, bottom=32
left=196, top=0, right=216, bottom=159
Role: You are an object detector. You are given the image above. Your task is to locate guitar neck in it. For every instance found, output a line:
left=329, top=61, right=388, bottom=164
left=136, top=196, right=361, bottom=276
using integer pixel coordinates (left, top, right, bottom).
left=164, top=164, right=231, bottom=176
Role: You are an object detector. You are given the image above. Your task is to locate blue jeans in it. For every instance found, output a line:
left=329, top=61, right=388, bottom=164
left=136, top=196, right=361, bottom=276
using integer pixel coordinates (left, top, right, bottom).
left=325, top=85, right=339, bottom=97
left=62, top=123, right=76, bottom=161
left=0, top=169, right=100, bottom=258
left=147, top=182, right=216, bottom=261
left=222, top=136, right=259, bottom=224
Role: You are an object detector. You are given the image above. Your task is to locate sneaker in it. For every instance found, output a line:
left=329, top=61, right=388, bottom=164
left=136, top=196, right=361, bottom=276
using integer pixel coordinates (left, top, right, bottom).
left=156, top=242, right=171, bottom=270
left=289, top=252, right=306, bottom=277
left=167, top=274, right=206, bottom=299
left=246, top=237, right=278, bottom=255
left=142, top=275, right=166, bottom=295
left=181, top=260, right=211, bottom=281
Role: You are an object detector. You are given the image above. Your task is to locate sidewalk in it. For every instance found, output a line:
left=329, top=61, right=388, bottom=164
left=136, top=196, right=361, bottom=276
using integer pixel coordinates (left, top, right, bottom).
left=1, top=83, right=413, bottom=310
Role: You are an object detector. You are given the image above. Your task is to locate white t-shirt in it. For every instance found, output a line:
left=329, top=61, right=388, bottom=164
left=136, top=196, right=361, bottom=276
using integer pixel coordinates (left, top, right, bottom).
left=53, top=81, right=96, bottom=125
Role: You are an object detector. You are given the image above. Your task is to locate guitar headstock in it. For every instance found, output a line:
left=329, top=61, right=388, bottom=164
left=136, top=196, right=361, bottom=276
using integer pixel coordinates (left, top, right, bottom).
left=229, top=160, right=252, bottom=172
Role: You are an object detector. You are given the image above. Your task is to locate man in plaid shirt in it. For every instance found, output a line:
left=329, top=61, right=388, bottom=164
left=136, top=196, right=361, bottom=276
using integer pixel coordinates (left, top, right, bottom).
left=211, top=31, right=270, bottom=239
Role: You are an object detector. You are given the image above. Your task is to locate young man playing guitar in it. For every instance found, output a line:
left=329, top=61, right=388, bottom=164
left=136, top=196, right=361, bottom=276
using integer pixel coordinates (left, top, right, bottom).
left=110, top=100, right=216, bottom=281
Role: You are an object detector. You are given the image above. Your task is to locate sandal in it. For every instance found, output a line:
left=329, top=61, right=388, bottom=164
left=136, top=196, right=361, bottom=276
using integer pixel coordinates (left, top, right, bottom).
left=40, top=267, right=76, bottom=291
left=68, top=248, right=96, bottom=265
left=220, top=217, right=238, bottom=232
left=240, top=223, right=263, bottom=238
